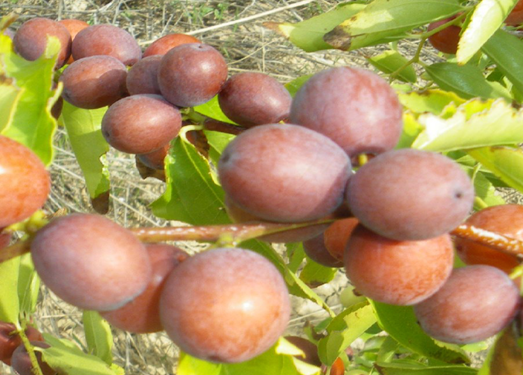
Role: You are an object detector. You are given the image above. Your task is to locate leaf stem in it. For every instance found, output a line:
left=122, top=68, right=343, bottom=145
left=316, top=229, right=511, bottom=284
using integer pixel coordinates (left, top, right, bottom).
left=18, top=322, right=44, bottom=375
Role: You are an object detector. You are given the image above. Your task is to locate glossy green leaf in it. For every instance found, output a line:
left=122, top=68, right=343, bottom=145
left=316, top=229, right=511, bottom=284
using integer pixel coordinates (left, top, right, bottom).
left=205, top=130, right=235, bottom=173
left=371, top=301, right=470, bottom=364
left=0, top=50, right=22, bottom=133
left=374, top=362, right=478, bottom=374
left=398, top=89, right=466, bottom=115
left=470, top=170, right=506, bottom=209
left=285, top=74, right=312, bottom=97
left=0, top=256, right=20, bottom=324
left=0, top=35, right=60, bottom=165
left=318, top=303, right=376, bottom=365
left=468, top=146, right=523, bottom=193
left=425, top=63, right=512, bottom=100
left=42, top=334, right=118, bottom=375
left=267, top=2, right=366, bottom=52
left=177, top=352, right=222, bottom=375
left=457, top=0, right=518, bottom=64
left=61, top=103, right=111, bottom=198
left=347, top=30, right=410, bottom=50
left=83, top=311, right=113, bottom=365
left=482, top=29, right=523, bottom=94
left=324, top=0, right=462, bottom=49
left=299, top=257, right=337, bottom=287
left=194, top=95, right=234, bottom=123
left=17, top=254, right=40, bottom=315
left=412, top=99, right=523, bottom=151
left=368, top=50, right=417, bottom=83
left=151, top=136, right=230, bottom=225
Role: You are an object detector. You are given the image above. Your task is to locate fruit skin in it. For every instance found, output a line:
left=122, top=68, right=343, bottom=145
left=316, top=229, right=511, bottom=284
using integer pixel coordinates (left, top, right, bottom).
left=126, top=55, right=162, bottom=96
left=506, top=0, right=523, bottom=26
left=137, top=144, right=170, bottom=170
left=11, top=341, right=55, bottom=375
left=346, top=149, right=474, bottom=241
left=290, top=67, right=403, bottom=157
left=218, top=72, right=292, bottom=128
left=58, top=19, right=89, bottom=64
left=13, top=17, right=72, bottom=69
left=0, top=323, right=43, bottom=365
left=323, top=217, right=359, bottom=261
left=31, top=214, right=151, bottom=311
left=303, top=233, right=344, bottom=268
left=101, top=94, right=182, bottom=154
left=158, top=43, right=228, bottom=107
left=160, top=247, right=290, bottom=363
left=71, top=24, right=141, bottom=65
left=455, top=204, right=522, bottom=273
left=414, top=265, right=521, bottom=344
left=143, top=33, right=201, bottom=57
left=218, top=124, right=352, bottom=223
left=101, top=244, right=189, bottom=333
left=59, top=55, right=128, bottom=109
left=427, top=16, right=461, bottom=54
left=0, top=136, right=50, bottom=228
left=344, top=225, right=454, bottom=305
left=285, top=336, right=321, bottom=367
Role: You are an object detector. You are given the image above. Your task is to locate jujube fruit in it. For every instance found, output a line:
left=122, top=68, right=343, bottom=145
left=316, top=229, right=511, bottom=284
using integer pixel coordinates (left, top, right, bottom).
left=143, top=33, right=201, bottom=57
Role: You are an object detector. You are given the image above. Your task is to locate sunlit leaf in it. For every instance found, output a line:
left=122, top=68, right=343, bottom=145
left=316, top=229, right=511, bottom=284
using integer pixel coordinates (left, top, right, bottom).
left=398, top=89, right=466, bottom=115
left=374, top=362, right=478, bottom=374
left=299, top=257, right=337, bottom=287
left=0, top=256, right=20, bottom=324
left=83, top=311, right=113, bottom=365
left=17, top=254, right=40, bottom=315
left=194, top=95, right=234, bottom=123
left=368, top=50, right=417, bottom=83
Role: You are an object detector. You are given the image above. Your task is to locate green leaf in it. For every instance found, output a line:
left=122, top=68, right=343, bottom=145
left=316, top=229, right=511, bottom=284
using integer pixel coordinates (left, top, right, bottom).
left=481, top=29, right=523, bottom=94
left=83, top=311, right=113, bottom=365
left=0, top=59, right=22, bottom=133
left=205, top=130, right=235, bottom=172
left=412, top=99, right=523, bottom=152
left=398, top=89, right=466, bottom=115
left=17, top=254, right=40, bottom=315
left=374, top=362, right=478, bottom=374
left=151, top=136, right=231, bottom=225
left=471, top=171, right=506, bottom=208
left=177, top=352, right=222, bottom=375
left=61, top=102, right=111, bottom=198
left=468, top=146, right=523, bottom=193
left=395, top=112, right=424, bottom=149
left=425, top=63, right=512, bottom=100
left=299, top=257, right=337, bottom=287
left=368, top=50, right=417, bottom=83
left=194, top=95, right=234, bottom=123
left=0, top=35, right=60, bottom=165
left=318, top=303, right=376, bottom=365
left=42, top=334, right=118, bottom=375
left=267, top=2, right=366, bottom=52
left=324, top=0, right=463, bottom=49
left=285, top=75, right=312, bottom=97
left=371, top=301, right=470, bottom=364
left=0, top=256, right=20, bottom=324
left=457, top=0, right=518, bottom=64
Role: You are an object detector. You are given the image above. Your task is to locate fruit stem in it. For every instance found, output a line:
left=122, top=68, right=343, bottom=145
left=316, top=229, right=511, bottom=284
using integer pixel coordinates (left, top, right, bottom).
left=451, top=224, right=523, bottom=257
left=18, top=322, right=45, bottom=375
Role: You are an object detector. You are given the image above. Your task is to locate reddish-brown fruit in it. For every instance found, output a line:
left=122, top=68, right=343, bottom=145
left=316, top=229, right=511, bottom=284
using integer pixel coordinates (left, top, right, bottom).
left=143, top=33, right=201, bottom=57
left=0, top=231, right=11, bottom=250
left=285, top=336, right=321, bottom=367
left=0, top=136, right=50, bottom=228
left=0, top=323, right=43, bottom=365
left=137, top=143, right=170, bottom=170
left=58, top=19, right=89, bottom=64
left=303, top=233, right=344, bottom=268
left=101, top=244, right=189, bottom=333
left=126, top=55, right=162, bottom=96
left=506, top=0, right=523, bottom=26
left=13, top=17, right=72, bottom=69
left=427, top=16, right=461, bottom=54
left=160, top=248, right=290, bottom=363
left=31, top=214, right=151, bottom=311
left=323, top=218, right=359, bottom=261
left=455, top=205, right=522, bottom=273
left=158, top=43, right=228, bottom=107
left=344, top=225, right=454, bottom=305
left=59, top=55, right=128, bottom=109
left=329, top=357, right=345, bottom=375
left=72, top=24, right=141, bottom=65
left=414, top=265, right=521, bottom=344
left=11, top=341, right=55, bottom=375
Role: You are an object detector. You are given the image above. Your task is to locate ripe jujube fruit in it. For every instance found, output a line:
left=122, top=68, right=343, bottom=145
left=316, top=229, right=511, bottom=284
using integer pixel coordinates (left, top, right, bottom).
left=285, top=336, right=321, bottom=367
left=137, top=144, right=170, bottom=170
left=126, top=55, right=162, bottom=96
left=218, top=124, right=351, bottom=223
left=13, top=17, right=72, bottom=69
left=218, top=72, right=292, bottom=128
left=11, top=341, right=55, bottom=375
left=101, top=244, right=189, bottom=334
left=290, top=67, right=403, bottom=157
left=0, top=323, right=43, bottom=365
left=344, top=225, right=454, bottom=305
left=455, top=205, right=523, bottom=273
left=58, top=19, right=89, bottom=64
left=59, top=55, right=128, bottom=109
left=160, top=248, right=290, bottom=363
left=427, top=16, right=461, bottom=54
left=0, top=136, right=50, bottom=228
left=143, top=33, right=201, bottom=57
left=506, top=0, right=523, bottom=26
left=347, top=149, right=474, bottom=241
left=31, top=214, right=151, bottom=311
left=303, top=233, right=344, bottom=268
left=414, top=265, right=521, bottom=344
left=71, top=24, right=141, bottom=65
left=323, top=217, right=359, bottom=261
left=158, top=43, right=228, bottom=107
left=101, top=94, right=182, bottom=154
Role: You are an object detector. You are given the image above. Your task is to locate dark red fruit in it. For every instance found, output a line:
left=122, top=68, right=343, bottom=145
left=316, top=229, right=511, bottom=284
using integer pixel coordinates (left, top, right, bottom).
left=414, top=265, right=521, bottom=344
left=101, top=244, right=189, bottom=333
left=0, top=136, right=50, bottom=228
left=158, top=43, right=228, bottom=107
left=303, top=233, right=344, bottom=268
left=11, top=341, right=55, bottom=375
left=137, top=144, right=170, bottom=170
left=506, top=0, right=523, bottom=26
left=126, top=55, right=162, bottom=96
left=31, top=214, right=151, bottom=311
left=427, top=16, right=461, bottom=54
left=13, top=17, right=72, bottom=69
left=58, top=19, right=89, bottom=64
left=285, top=336, right=321, bottom=366
left=0, top=323, right=43, bottom=365
left=323, top=217, right=359, bottom=262
left=218, top=72, right=292, bottom=128
left=160, top=247, right=290, bottom=363
left=290, top=67, right=403, bottom=157
left=143, top=33, right=201, bottom=57
left=72, top=24, right=141, bottom=65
